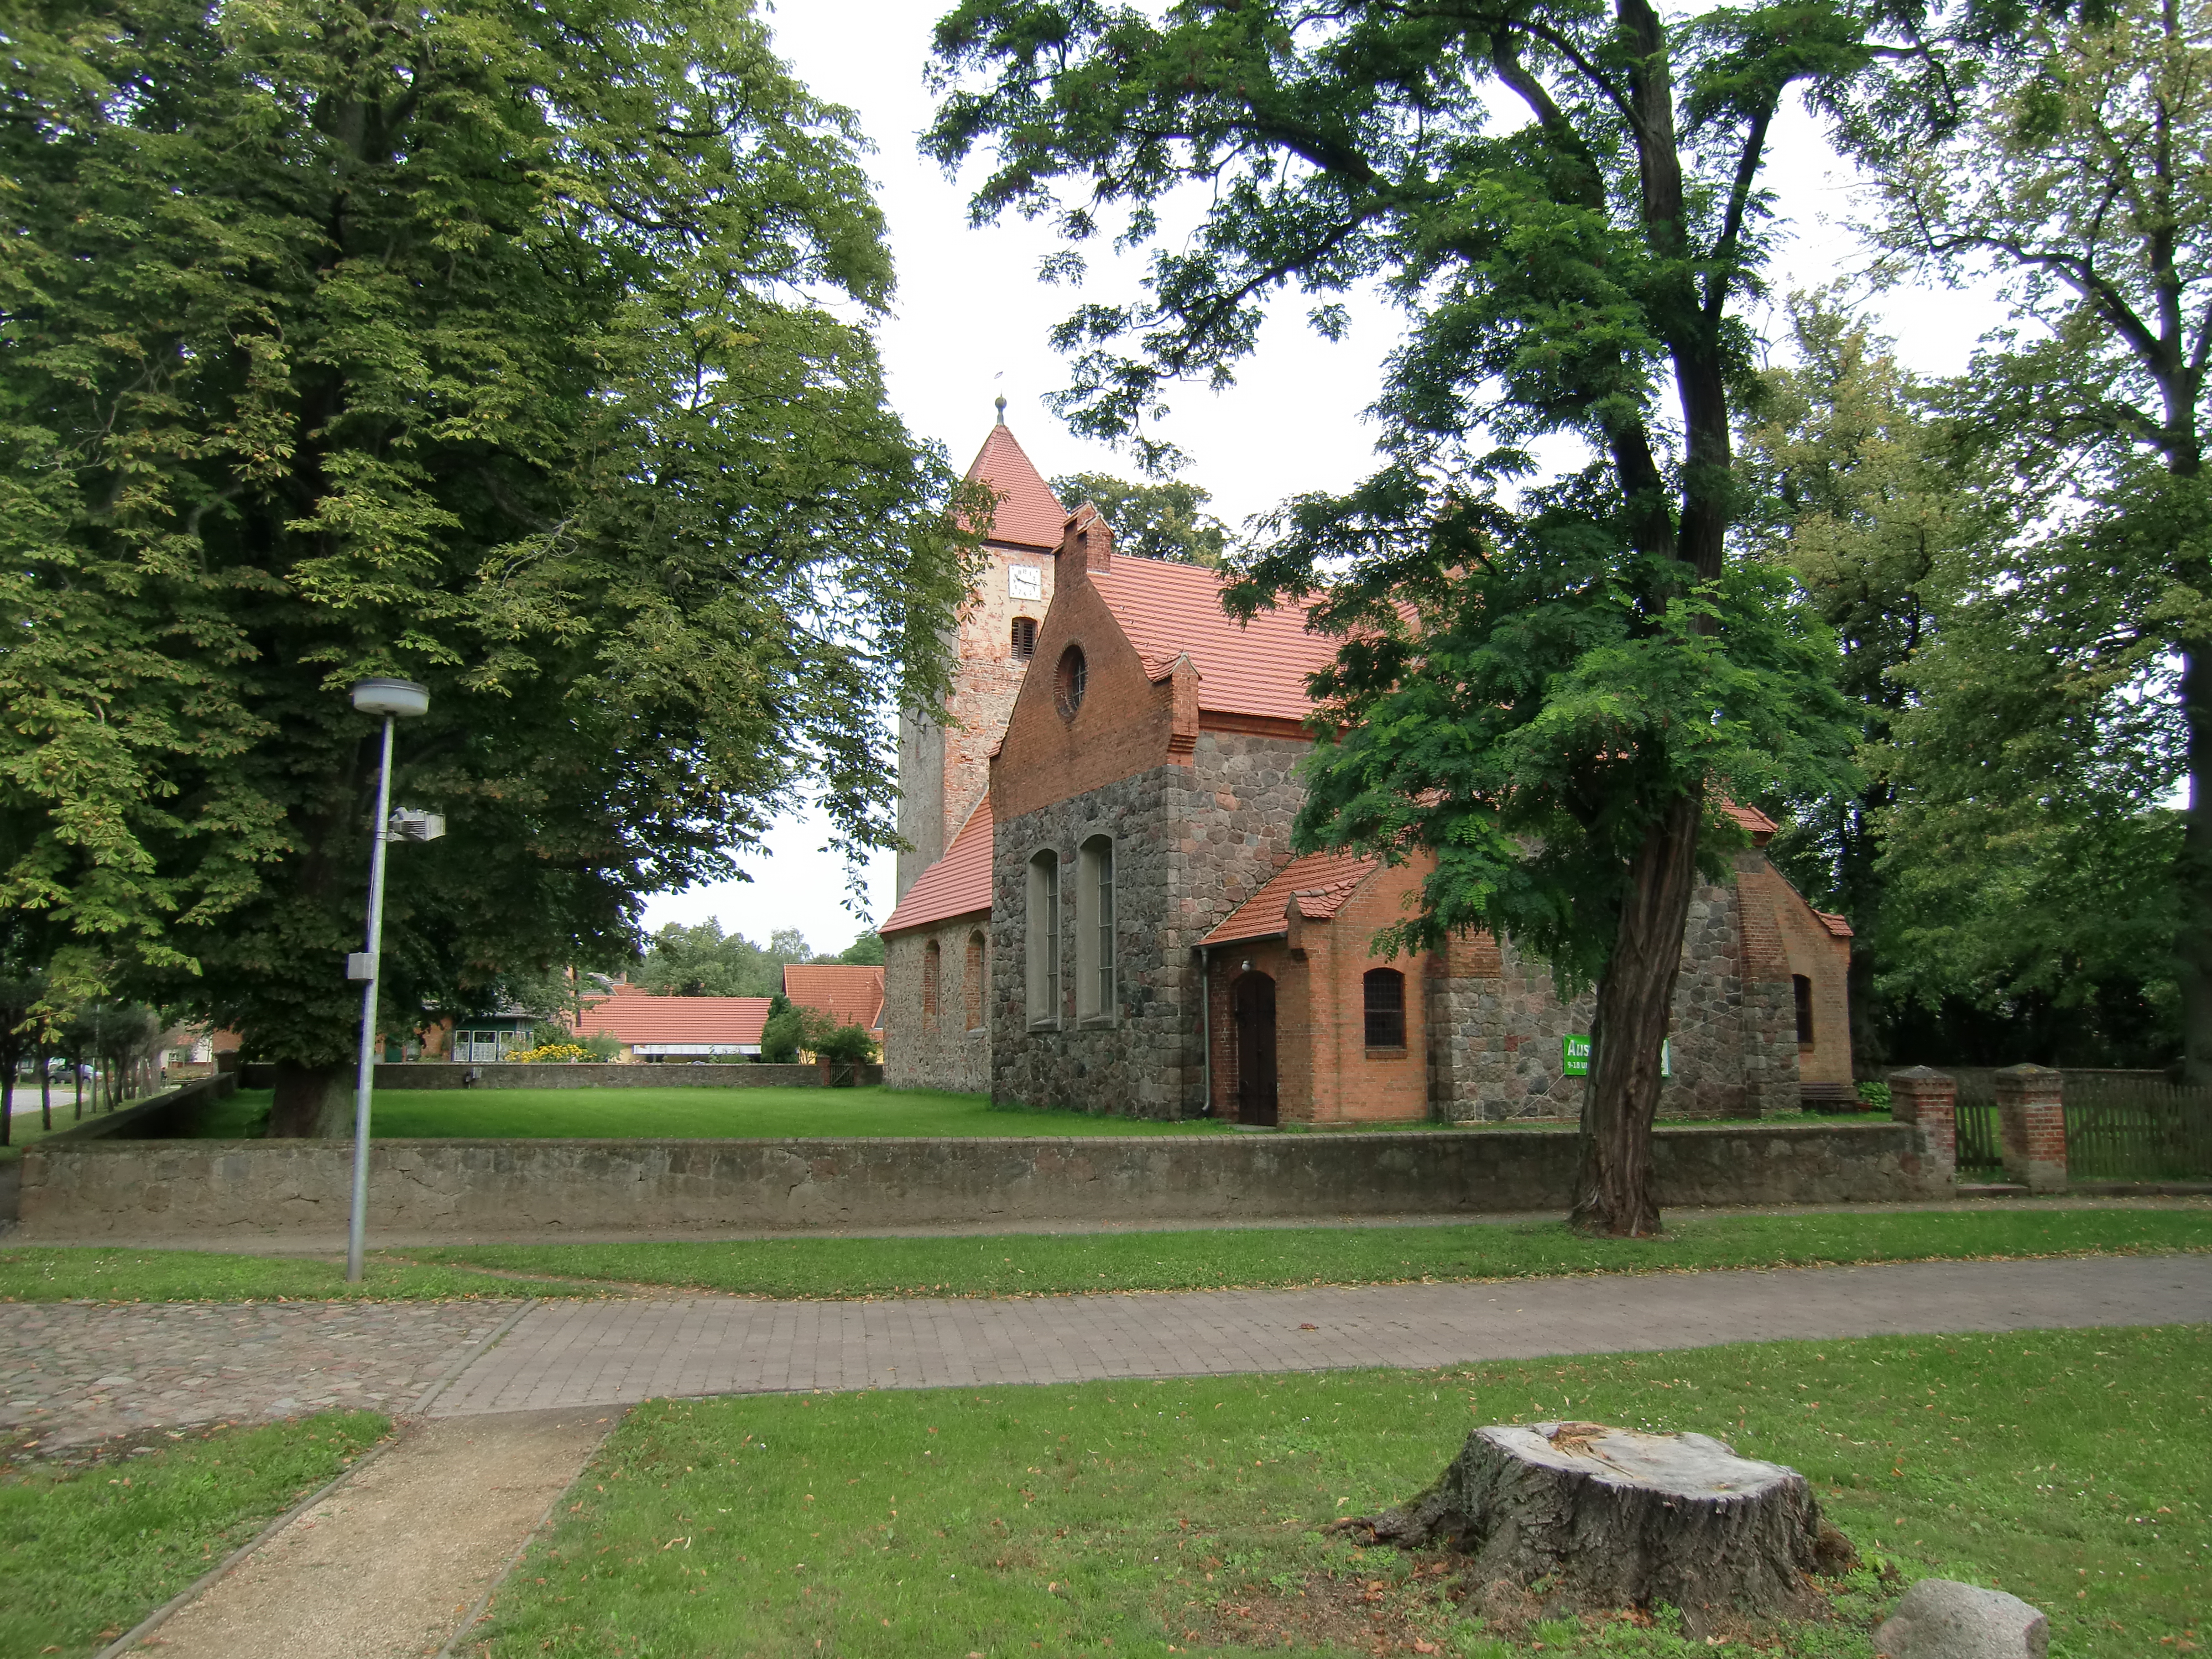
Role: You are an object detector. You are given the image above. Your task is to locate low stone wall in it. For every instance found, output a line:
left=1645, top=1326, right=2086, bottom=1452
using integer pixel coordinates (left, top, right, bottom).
left=18, top=1121, right=1931, bottom=1241
left=43, top=1073, right=239, bottom=1142
left=236, top=1062, right=884, bottom=1091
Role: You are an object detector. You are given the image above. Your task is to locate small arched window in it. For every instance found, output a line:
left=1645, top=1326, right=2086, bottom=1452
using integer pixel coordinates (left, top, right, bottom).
left=1055, top=645, right=1087, bottom=718
left=1011, top=617, right=1037, bottom=660
left=1793, top=974, right=1815, bottom=1046
left=964, top=932, right=987, bottom=1031
left=1364, top=968, right=1406, bottom=1050
left=922, top=940, right=941, bottom=1030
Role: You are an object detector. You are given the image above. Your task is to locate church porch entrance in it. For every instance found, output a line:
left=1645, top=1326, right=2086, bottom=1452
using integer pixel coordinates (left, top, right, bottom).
left=1232, top=971, right=1279, bottom=1126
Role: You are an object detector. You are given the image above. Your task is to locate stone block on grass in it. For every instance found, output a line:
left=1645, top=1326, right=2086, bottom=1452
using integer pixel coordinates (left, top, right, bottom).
left=1872, top=1578, right=2048, bottom=1659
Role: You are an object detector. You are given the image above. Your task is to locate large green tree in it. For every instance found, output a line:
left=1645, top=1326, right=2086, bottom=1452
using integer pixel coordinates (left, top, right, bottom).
left=1736, top=296, right=1979, bottom=1061
left=1859, top=0, right=2212, bottom=1076
left=632, top=919, right=815, bottom=998
left=1049, top=471, right=1232, bottom=565
left=929, top=0, right=1881, bottom=1232
left=0, top=0, right=975, bottom=1132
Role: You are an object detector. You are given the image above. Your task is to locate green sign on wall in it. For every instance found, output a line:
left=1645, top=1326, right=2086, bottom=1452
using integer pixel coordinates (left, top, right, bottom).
left=1561, top=1035, right=1668, bottom=1078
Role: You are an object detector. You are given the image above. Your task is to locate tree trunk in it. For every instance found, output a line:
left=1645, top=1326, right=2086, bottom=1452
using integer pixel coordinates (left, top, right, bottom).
left=1331, top=1420, right=1854, bottom=1636
left=1573, top=789, right=1703, bottom=1235
left=39, top=1042, right=51, bottom=1131
left=2179, top=639, right=2212, bottom=1086
left=268, top=1061, right=354, bottom=1138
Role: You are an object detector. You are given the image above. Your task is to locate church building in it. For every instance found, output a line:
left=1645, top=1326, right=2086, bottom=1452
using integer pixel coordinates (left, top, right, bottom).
left=881, top=415, right=1855, bottom=1123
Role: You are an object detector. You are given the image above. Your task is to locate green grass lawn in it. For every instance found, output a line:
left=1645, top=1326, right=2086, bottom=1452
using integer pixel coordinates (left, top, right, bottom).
left=0, top=1411, right=387, bottom=1658
left=467, top=1325, right=2208, bottom=1658
left=406, top=1206, right=2212, bottom=1300
left=3, top=1209, right=2203, bottom=1306
left=0, top=1246, right=586, bottom=1304
left=187, top=1089, right=273, bottom=1138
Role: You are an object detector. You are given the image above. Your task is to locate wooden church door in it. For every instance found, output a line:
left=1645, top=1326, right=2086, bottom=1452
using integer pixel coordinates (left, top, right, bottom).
left=1232, top=972, right=1278, bottom=1126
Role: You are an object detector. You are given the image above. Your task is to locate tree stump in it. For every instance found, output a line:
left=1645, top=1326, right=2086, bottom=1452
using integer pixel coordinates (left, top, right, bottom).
left=1332, top=1421, right=1854, bottom=1629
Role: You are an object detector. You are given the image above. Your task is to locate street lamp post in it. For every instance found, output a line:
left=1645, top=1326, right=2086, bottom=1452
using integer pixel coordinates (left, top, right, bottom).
left=346, top=678, right=431, bottom=1284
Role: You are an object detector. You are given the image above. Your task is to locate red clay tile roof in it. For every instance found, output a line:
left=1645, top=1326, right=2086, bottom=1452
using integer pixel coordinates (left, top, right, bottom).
left=1814, top=909, right=1855, bottom=940
left=566, top=985, right=772, bottom=1046
left=881, top=797, right=994, bottom=935
left=1202, top=849, right=1381, bottom=946
left=1088, top=555, right=1339, bottom=724
left=1725, top=802, right=1778, bottom=843
left=965, top=423, right=1066, bottom=550
left=782, top=964, right=885, bottom=1033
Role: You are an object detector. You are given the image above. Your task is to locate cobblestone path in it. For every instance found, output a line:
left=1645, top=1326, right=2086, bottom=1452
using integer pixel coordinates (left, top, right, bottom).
left=0, top=1300, right=510, bottom=1451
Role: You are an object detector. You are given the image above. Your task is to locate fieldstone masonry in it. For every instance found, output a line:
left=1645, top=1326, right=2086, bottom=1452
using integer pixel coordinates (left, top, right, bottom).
left=1994, top=1063, right=2067, bottom=1193
left=1425, top=853, right=1799, bottom=1122
left=883, top=919, right=993, bottom=1095
left=992, top=732, right=1308, bottom=1116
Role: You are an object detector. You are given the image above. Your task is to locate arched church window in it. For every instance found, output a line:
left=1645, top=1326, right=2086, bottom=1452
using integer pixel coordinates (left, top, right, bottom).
left=1077, top=836, right=1115, bottom=1021
left=964, top=932, right=986, bottom=1030
left=922, top=940, right=941, bottom=1030
left=1793, top=975, right=1815, bottom=1046
left=1364, top=968, right=1406, bottom=1050
left=1026, top=851, right=1061, bottom=1024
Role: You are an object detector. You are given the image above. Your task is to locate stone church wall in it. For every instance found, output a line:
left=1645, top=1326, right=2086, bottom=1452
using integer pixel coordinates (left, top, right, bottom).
left=991, top=730, right=1310, bottom=1118
left=883, top=916, right=993, bottom=1095
left=1425, top=852, right=1801, bottom=1121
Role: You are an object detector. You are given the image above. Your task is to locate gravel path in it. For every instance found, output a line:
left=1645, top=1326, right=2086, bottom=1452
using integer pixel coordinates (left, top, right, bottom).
left=0, top=1300, right=512, bottom=1451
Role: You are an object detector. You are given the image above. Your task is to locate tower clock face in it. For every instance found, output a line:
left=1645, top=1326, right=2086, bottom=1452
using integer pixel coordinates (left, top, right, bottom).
left=1008, top=564, right=1043, bottom=601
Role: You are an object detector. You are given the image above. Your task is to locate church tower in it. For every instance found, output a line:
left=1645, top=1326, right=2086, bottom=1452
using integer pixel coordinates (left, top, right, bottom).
left=894, top=405, right=1066, bottom=899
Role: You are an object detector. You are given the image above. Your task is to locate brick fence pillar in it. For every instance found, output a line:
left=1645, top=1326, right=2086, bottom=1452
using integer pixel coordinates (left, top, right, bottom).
left=1994, top=1063, right=2067, bottom=1193
left=1888, top=1066, right=1957, bottom=1196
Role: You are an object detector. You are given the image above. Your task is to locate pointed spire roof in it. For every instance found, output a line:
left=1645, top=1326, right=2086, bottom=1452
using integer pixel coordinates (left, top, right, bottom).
left=964, top=419, right=1066, bottom=551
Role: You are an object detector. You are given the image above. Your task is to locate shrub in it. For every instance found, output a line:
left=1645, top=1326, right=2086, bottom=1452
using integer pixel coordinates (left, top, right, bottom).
left=510, top=1042, right=592, bottom=1064
left=759, top=993, right=815, bottom=1063
left=812, top=1022, right=878, bottom=1065
left=1856, top=1079, right=1892, bottom=1111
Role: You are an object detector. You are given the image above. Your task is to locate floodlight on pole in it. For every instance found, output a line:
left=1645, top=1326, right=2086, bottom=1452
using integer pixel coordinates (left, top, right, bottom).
left=345, top=678, right=430, bottom=1284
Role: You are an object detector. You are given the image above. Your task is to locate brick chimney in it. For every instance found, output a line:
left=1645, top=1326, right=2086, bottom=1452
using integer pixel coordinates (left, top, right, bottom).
left=1062, top=502, right=1113, bottom=577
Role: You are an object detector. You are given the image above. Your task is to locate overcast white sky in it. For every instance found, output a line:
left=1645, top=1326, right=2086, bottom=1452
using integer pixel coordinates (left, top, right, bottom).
left=641, top=1, right=2013, bottom=957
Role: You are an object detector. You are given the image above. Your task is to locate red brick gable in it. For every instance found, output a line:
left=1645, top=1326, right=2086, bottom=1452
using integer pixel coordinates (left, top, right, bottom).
left=1088, top=555, right=1339, bottom=724
left=883, top=797, right=994, bottom=934
left=965, top=423, right=1065, bottom=551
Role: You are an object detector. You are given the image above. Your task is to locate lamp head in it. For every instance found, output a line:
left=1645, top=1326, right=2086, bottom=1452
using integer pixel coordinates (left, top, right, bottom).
left=351, top=677, right=430, bottom=718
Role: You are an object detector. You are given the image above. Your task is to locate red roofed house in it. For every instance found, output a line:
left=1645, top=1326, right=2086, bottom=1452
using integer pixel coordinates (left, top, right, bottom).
left=565, top=982, right=773, bottom=1062
left=781, top=964, right=886, bottom=1045
left=883, top=416, right=1854, bottom=1121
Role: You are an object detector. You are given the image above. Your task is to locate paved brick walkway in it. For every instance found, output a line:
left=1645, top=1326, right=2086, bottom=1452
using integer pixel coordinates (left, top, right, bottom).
left=425, top=1254, right=2211, bottom=1416
left=6, top=1256, right=2203, bottom=1451
left=0, top=1300, right=507, bottom=1451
